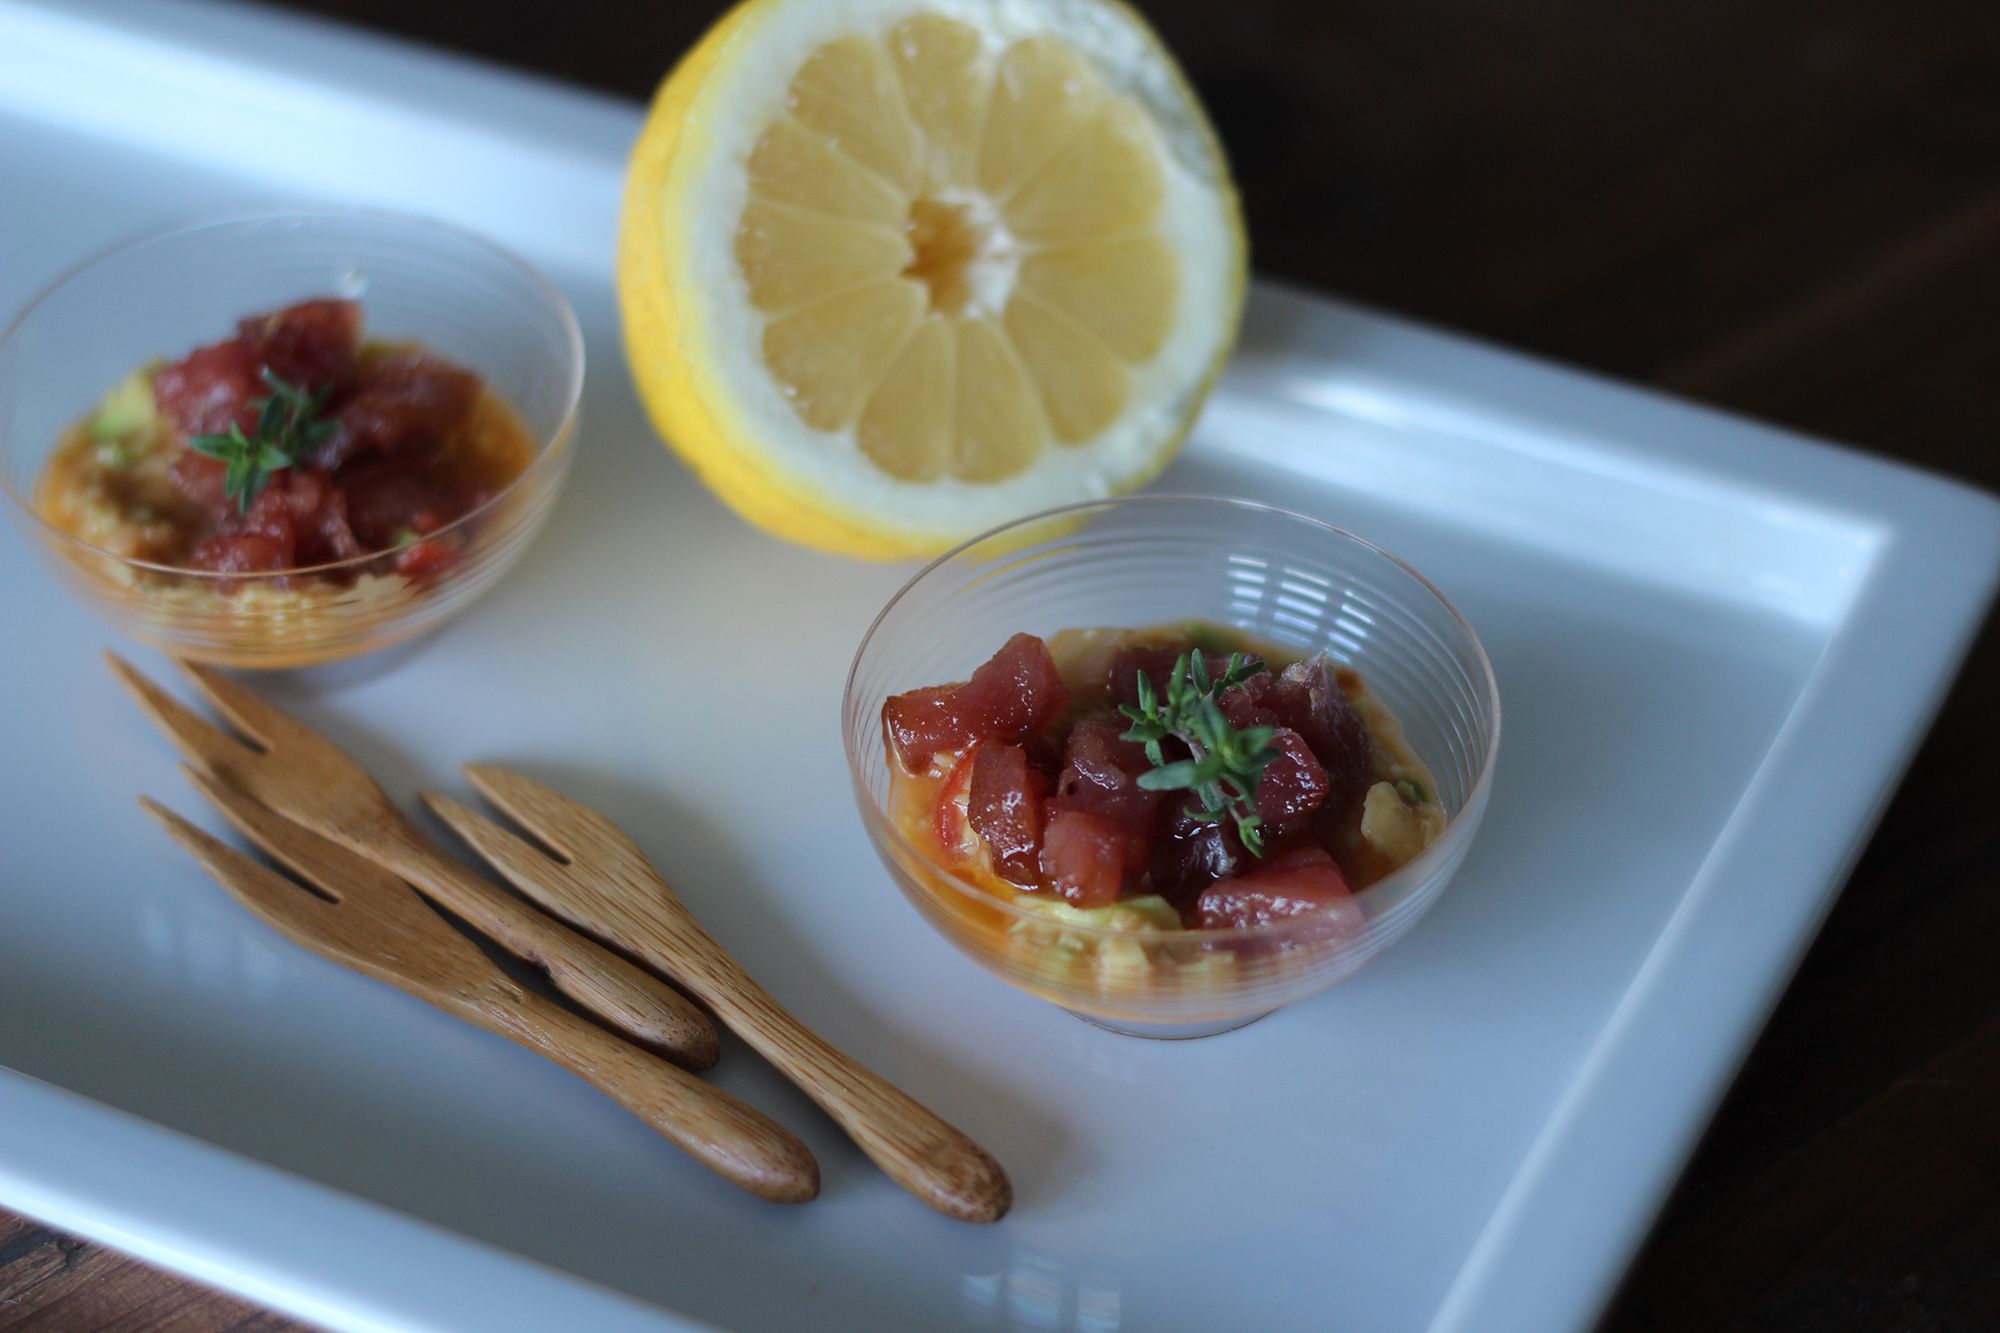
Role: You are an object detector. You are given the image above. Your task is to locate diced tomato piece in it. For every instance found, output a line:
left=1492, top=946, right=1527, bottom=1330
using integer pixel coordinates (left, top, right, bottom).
left=884, top=685, right=973, bottom=771
left=394, top=538, right=456, bottom=579
left=1040, top=808, right=1141, bottom=909
left=317, top=353, right=479, bottom=468
left=952, top=632, right=1068, bottom=742
left=933, top=745, right=979, bottom=854
left=968, top=744, right=1049, bottom=886
left=1270, top=655, right=1371, bottom=813
left=1194, top=846, right=1363, bottom=933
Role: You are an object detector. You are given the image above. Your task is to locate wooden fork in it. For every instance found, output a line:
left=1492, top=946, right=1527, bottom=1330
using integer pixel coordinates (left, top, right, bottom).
left=423, top=765, right=1014, bottom=1224
left=107, top=652, right=720, bottom=1070
left=143, top=768, right=818, bottom=1203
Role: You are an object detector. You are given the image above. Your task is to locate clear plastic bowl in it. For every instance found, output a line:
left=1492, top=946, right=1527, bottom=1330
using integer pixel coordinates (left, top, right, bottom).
left=0, top=211, right=582, bottom=668
left=844, top=496, right=1501, bottom=1038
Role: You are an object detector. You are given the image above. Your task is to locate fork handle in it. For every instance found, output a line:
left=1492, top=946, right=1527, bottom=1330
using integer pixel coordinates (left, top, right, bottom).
left=478, top=988, right=818, bottom=1203
left=375, top=822, right=720, bottom=1069
left=646, top=926, right=1013, bottom=1224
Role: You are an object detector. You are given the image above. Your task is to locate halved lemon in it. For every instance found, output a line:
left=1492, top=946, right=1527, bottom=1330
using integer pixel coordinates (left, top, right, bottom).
left=618, top=0, right=1246, bottom=559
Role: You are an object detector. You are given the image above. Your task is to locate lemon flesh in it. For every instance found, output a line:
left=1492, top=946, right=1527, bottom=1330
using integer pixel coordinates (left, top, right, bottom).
left=619, top=0, right=1245, bottom=559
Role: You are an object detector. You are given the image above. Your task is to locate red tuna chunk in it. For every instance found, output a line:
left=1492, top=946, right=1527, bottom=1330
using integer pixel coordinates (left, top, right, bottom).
left=968, top=744, right=1048, bottom=885
left=883, top=633, right=1068, bottom=769
left=1040, top=809, right=1142, bottom=909
left=154, top=299, right=361, bottom=438
left=1040, top=718, right=1160, bottom=905
left=316, top=353, right=480, bottom=469
left=1151, top=805, right=1246, bottom=908
left=1108, top=646, right=1270, bottom=710
left=1269, top=654, right=1371, bottom=813
left=187, top=468, right=363, bottom=572
left=884, top=686, right=970, bottom=770
left=1194, top=846, right=1363, bottom=933
left=952, top=632, right=1068, bottom=741
left=1149, top=728, right=1326, bottom=907
left=1253, top=728, right=1329, bottom=843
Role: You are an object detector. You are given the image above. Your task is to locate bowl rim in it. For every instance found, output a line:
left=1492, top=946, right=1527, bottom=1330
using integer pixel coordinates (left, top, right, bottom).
left=0, top=207, right=584, bottom=581
left=843, top=493, right=1503, bottom=947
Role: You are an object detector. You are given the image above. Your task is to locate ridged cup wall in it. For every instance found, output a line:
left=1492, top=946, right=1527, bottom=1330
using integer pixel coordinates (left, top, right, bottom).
left=845, top=496, right=1500, bottom=1037
left=0, top=212, right=582, bottom=668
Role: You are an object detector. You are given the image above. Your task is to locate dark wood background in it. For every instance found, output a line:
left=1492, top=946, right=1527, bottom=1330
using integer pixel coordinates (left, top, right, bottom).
left=4, top=0, right=1995, bottom=1328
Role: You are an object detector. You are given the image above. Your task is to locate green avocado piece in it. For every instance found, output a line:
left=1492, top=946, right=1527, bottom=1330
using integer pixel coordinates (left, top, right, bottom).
left=89, top=370, right=158, bottom=445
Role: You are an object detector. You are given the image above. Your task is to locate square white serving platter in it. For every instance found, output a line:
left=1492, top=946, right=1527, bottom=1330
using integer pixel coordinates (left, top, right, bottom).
left=2, top=3, right=1995, bottom=1331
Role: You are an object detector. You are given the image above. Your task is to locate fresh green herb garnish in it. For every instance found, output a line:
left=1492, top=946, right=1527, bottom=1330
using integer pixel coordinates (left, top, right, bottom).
left=187, top=368, right=336, bottom=513
left=1118, top=651, right=1281, bottom=856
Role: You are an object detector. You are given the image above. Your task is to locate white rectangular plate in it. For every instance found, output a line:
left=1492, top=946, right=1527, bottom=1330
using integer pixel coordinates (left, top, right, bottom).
left=2, top=4, right=1996, bottom=1331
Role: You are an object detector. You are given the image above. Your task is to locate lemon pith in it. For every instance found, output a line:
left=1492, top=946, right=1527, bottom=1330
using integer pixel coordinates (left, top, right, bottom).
left=618, top=0, right=1246, bottom=559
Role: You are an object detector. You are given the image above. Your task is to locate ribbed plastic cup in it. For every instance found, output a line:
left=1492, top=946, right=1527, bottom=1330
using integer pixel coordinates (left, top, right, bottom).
left=845, top=495, right=1500, bottom=1038
left=0, top=211, right=581, bottom=668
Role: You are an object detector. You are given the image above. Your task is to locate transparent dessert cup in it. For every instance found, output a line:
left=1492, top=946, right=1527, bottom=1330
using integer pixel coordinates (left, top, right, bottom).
left=844, top=496, right=1501, bottom=1038
left=0, top=211, right=582, bottom=669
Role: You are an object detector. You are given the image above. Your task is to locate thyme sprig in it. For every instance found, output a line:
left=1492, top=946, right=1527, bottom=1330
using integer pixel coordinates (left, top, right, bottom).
left=1118, top=651, right=1281, bottom=856
left=188, top=369, right=336, bottom=513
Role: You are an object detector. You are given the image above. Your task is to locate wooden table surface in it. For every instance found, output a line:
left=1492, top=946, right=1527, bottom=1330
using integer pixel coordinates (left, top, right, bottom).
left=4, top=0, right=1995, bottom=1328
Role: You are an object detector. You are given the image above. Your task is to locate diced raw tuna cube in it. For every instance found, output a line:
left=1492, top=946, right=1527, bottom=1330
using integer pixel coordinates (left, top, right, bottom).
left=968, top=744, right=1048, bottom=886
left=1194, top=846, right=1363, bottom=933
left=952, top=632, right=1068, bottom=741
left=317, top=353, right=479, bottom=468
left=154, top=299, right=361, bottom=438
left=1270, top=654, right=1371, bottom=813
left=883, top=633, right=1068, bottom=770
left=1040, top=808, right=1143, bottom=909
left=1038, top=718, right=1160, bottom=904
left=1151, top=805, right=1246, bottom=909
left=1253, top=728, right=1330, bottom=842
left=884, top=685, right=971, bottom=770
left=1108, top=646, right=1268, bottom=711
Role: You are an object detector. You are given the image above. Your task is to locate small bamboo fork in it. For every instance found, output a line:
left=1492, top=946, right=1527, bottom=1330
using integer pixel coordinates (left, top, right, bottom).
left=143, top=768, right=818, bottom=1202
left=425, top=765, right=1014, bottom=1223
left=108, top=653, right=719, bottom=1070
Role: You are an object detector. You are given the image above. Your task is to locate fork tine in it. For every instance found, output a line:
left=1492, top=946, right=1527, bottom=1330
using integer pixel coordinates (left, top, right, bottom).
left=422, top=789, right=580, bottom=895
left=140, top=796, right=335, bottom=945
left=107, top=652, right=259, bottom=776
left=461, top=763, right=634, bottom=866
left=174, top=658, right=299, bottom=752
left=183, top=764, right=381, bottom=906
left=181, top=766, right=487, bottom=972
